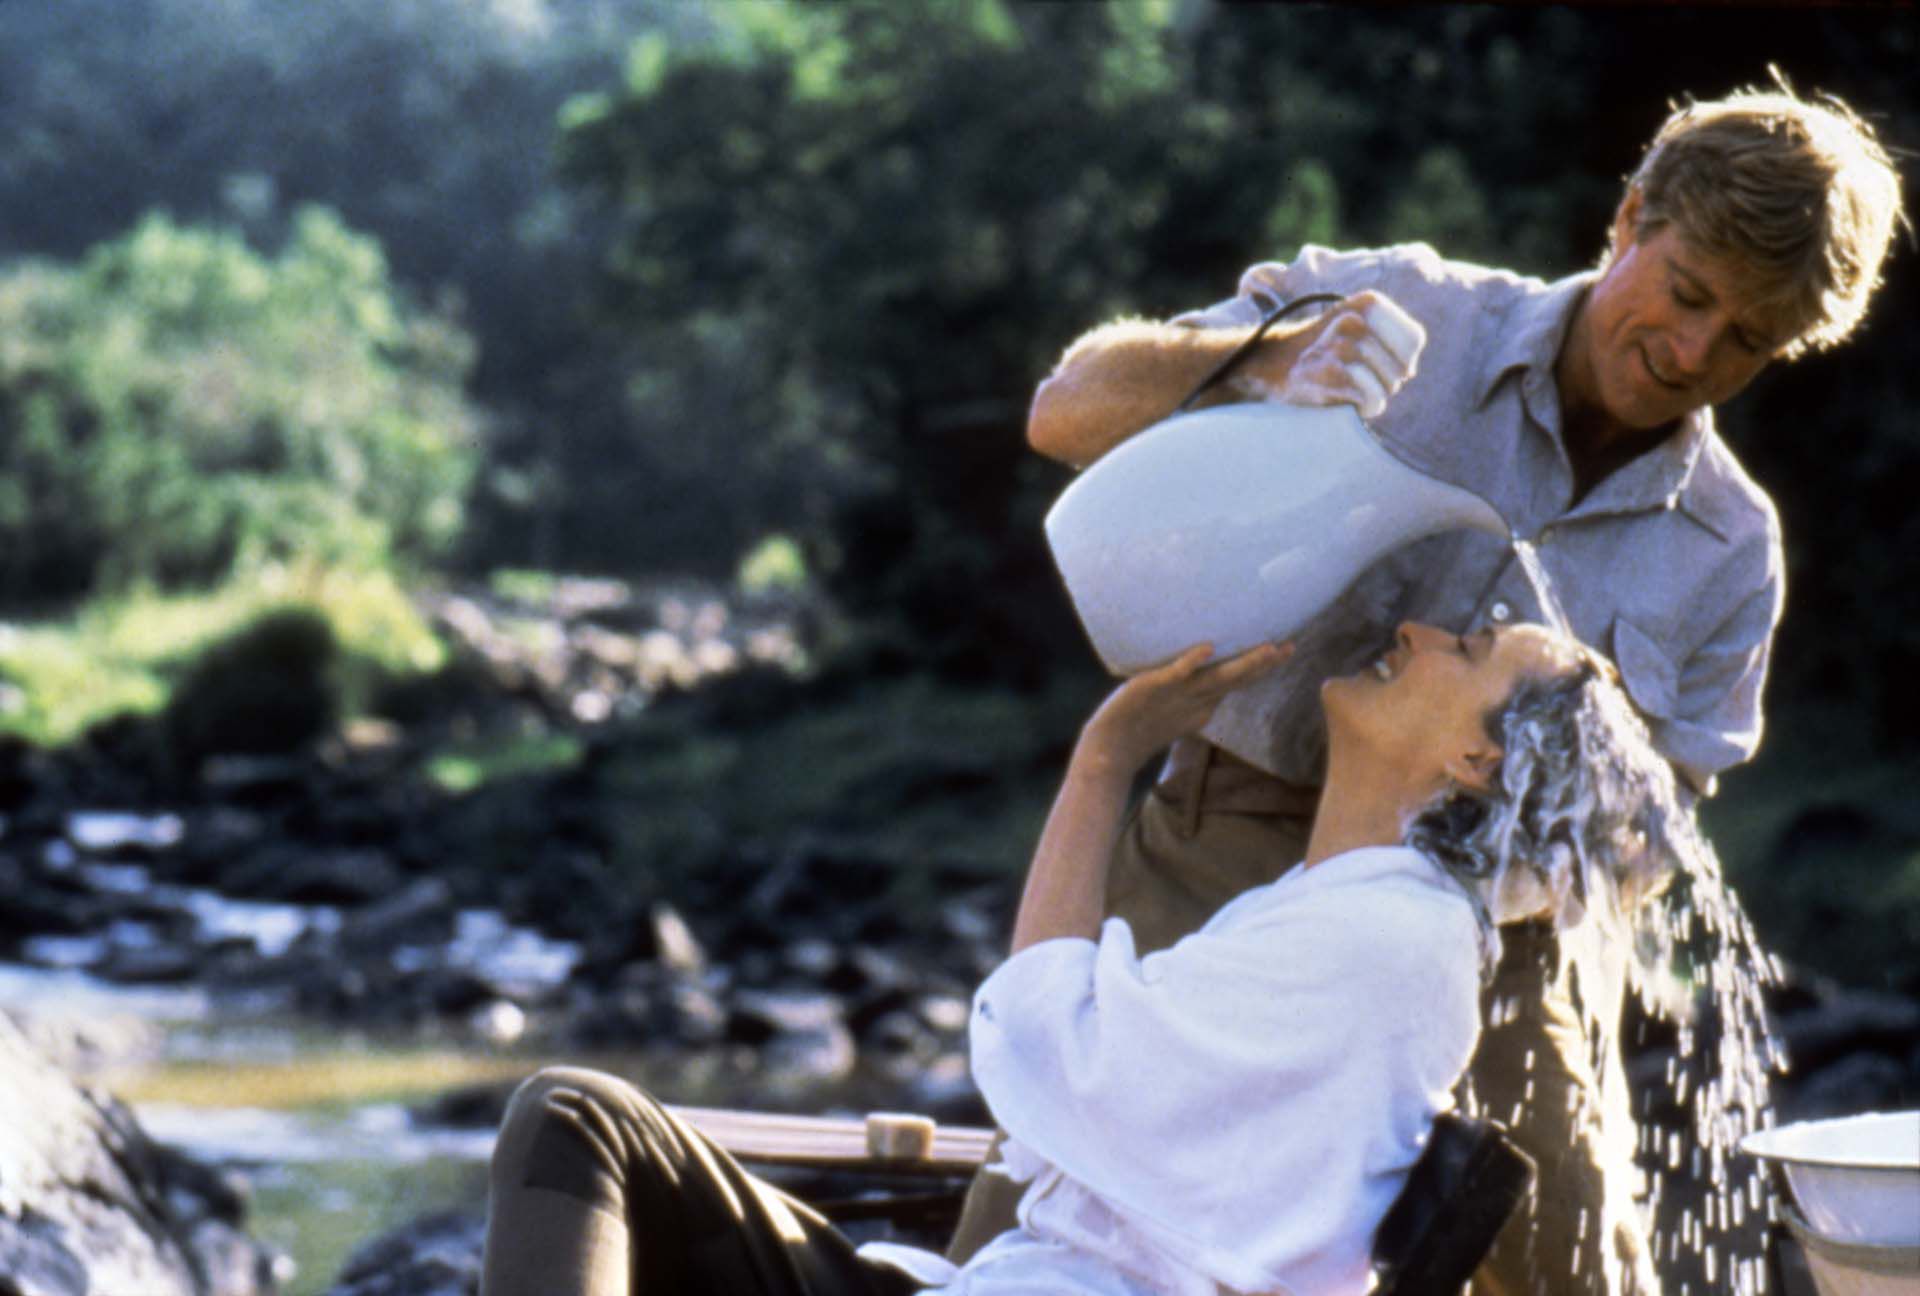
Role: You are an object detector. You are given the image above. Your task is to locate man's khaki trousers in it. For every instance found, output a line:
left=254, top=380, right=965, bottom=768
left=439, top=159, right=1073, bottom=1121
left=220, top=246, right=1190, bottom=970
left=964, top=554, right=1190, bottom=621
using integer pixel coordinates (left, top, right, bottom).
left=945, top=739, right=1657, bottom=1296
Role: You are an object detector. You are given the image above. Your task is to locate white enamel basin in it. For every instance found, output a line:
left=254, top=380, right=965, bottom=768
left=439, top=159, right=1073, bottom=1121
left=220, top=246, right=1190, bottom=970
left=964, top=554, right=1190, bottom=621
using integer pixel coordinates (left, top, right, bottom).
left=1742, top=1111, right=1920, bottom=1247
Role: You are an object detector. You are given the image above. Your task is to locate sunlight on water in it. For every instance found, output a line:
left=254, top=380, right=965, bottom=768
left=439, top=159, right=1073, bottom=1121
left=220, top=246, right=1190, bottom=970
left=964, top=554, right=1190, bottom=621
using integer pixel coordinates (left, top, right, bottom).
left=1514, top=544, right=1783, bottom=1294
left=1633, top=838, right=1783, bottom=1296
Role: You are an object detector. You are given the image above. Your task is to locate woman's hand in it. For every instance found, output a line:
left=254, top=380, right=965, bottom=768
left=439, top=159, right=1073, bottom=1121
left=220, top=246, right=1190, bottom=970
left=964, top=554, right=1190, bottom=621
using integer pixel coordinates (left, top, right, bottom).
left=1011, top=640, right=1292, bottom=953
left=1077, top=641, right=1295, bottom=779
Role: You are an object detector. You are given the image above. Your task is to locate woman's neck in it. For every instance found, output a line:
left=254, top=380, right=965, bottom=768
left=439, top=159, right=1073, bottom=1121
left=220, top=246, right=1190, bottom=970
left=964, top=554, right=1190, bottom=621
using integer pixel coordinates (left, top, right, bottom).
left=1302, top=743, right=1431, bottom=867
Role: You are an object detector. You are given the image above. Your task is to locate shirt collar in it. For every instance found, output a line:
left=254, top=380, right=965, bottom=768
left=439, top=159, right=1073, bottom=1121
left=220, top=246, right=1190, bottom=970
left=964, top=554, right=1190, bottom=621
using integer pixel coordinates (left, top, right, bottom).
left=1475, top=269, right=1711, bottom=517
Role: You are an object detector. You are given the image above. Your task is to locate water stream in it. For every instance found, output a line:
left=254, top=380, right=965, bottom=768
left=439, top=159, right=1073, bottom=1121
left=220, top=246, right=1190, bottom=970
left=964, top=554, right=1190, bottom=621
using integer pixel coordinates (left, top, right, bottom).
left=1509, top=538, right=1573, bottom=642
left=1503, top=537, right=1786, bottom=1294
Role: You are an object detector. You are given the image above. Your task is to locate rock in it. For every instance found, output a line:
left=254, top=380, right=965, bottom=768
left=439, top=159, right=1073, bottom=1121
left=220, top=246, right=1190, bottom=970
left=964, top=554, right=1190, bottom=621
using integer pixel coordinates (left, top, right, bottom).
left=64, top=809, right=185, bottom=857
left=0, top=1011, right=283, bottom=1295
left=8, top=1009, right=167, bottom=1076
left=861, top=1009, right=943, bottom=1079
left=783, top=937, right=839, bottom=982
left=165, top=809, right=273, bottom=887
left=563, top=964, right=727, bottom=1050
left=0, top=1212, right=91, bottom=1296
left=339, top=878, right=457, bottom=954
left=466, top=1000, right=527, bottom=1047
left=650, top=904, right=706, bottom=978
left=421, top=968, right=501, bottom=1017
left=409, top=1083, right=517, bottom=1132
left=0, top=873, right=102, bottom=943
left=901, top=1053, right=989, bottom=1127
left=198, top=755, right=313, bottom=806
left=162, top=610, right=339, bottom=771
left=0, top=734, right=43, bottom=813
left=728, top=989, right=856, bottom=1082
left=92, top=941, right=205, bottom=986
left=827, top=944, right=915, bottom=999
left=322, top=1211, right=484, bottom=1296
left=664, top=978, right=729, bottom=1047
left=915, top=992, right=971, bottom=1036
left=221, top=847, right=405, bottom=907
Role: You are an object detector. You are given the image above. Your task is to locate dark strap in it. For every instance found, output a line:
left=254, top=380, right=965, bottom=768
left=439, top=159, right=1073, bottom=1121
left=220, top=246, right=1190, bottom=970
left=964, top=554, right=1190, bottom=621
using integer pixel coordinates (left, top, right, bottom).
left=1175, top=291, right=1346, bottom=412
left=1371, top=1112, right=1537, bottom=1295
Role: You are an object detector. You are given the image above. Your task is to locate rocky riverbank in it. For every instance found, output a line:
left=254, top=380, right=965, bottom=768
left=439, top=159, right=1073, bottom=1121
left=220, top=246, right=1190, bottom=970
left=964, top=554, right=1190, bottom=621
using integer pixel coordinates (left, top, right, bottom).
left=0, top=578, right=1035, bottom=1109
left=0, top=1011, right=287, bottom=1296
left=2, top=574, right=1916, bottom=1294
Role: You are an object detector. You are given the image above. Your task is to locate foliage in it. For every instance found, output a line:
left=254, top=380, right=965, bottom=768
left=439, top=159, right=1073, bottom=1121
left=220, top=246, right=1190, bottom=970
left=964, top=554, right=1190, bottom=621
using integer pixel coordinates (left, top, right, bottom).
left=1706, top=741, right=1920, bottom=995
left=736, top=535, right=810, bottom=596
left=425, top=731, right=586, bottom=795
left=0, top=209, right=479, bottom=598
left=0, top=0, right=725, bottom=576
left=558, top=2, right=1918, bottom=702
left=0, top=564, right=444, bottom=747
left=590, top=670, right=1103, bottom=905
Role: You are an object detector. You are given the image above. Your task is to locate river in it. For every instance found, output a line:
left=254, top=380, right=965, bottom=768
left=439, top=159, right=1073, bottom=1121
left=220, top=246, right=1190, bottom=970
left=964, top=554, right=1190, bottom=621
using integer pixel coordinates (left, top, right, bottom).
left=0, top=861, right=590, bottom=1296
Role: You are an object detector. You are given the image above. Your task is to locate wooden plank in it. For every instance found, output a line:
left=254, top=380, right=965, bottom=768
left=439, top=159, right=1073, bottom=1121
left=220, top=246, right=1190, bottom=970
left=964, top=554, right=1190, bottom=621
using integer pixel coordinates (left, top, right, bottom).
left=668, top=1104, right=994, bottom=1174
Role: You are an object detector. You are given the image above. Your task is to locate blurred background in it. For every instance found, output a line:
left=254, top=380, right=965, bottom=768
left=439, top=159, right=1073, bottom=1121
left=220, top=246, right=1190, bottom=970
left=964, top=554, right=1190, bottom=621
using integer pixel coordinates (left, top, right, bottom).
left=0, top=2, right=1914, bottom=1292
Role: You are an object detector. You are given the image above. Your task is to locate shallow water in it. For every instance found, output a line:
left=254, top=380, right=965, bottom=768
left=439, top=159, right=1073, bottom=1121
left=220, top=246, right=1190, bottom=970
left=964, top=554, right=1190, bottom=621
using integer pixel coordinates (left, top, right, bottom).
left=0, top=865, right=585, bottom=1296
left=126, top=1083, right=494, bottom=1294
left=7, top=959, right=935, bottom=1294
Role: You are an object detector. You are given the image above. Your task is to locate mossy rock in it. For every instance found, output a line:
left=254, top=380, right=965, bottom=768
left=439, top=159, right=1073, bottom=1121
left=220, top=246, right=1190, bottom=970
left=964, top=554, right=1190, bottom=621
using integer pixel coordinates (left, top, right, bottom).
left=161, top=608, right=339, bottom=768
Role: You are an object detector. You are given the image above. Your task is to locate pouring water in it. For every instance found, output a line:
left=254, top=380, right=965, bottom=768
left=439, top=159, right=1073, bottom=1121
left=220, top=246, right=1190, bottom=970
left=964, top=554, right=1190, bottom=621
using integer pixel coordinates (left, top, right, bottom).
left=1045, top=398, right=1793, bottom=1290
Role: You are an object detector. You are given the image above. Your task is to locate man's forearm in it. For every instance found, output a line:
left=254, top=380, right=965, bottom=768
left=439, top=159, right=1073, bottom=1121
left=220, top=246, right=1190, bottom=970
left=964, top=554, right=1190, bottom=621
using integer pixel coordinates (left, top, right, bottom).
left=1027, top=318, right=1313, bottom=468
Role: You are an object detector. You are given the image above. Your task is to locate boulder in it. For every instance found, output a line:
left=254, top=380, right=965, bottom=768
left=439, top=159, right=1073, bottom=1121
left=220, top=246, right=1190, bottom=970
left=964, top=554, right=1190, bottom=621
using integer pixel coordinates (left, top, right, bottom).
left=728, top=989, right=856, bottom=1083
left=0, top=1011, right=284, bottom=1296
left=161, top=610, right=339, bottom=773
left=321, top=1211, right=484, bottom=1296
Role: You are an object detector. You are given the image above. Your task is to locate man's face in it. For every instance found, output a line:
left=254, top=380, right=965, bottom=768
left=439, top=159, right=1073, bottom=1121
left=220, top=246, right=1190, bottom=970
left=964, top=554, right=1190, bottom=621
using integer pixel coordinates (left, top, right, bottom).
left=1575, top=192, right=1790, bottom=432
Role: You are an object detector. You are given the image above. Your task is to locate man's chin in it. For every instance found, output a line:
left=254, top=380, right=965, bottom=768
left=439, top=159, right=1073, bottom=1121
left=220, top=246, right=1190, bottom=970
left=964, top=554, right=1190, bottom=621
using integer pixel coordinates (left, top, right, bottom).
left=1607, top=384, right=1692, bottom=435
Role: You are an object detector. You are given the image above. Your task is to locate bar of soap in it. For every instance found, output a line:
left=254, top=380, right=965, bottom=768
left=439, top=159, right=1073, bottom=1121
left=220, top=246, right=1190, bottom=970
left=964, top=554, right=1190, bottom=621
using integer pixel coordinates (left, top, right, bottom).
left=865, top=1112, right=936, bottom=1160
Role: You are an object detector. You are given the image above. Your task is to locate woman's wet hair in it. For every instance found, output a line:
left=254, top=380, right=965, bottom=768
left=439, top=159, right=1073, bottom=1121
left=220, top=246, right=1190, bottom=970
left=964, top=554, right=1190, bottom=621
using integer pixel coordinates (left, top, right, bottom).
left=1404, top=638, right=1703, bottom=978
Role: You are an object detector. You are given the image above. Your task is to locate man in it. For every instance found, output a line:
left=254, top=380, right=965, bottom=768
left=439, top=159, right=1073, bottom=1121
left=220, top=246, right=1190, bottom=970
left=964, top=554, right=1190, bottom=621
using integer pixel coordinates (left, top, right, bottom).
left=949, top=83, right=1903, bottom=1295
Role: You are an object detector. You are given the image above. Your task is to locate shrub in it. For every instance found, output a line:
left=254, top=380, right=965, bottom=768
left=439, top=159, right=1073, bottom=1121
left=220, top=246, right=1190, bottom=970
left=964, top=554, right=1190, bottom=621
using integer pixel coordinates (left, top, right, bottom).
left=0, top=208, right=480, bottom=600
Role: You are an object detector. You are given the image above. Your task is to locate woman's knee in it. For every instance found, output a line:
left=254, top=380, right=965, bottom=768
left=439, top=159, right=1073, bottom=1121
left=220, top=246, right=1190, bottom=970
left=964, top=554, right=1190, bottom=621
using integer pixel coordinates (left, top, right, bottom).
left=491, top=1067, right=663, bottom=1196
left=501, top=1066, right=650, bottom=1131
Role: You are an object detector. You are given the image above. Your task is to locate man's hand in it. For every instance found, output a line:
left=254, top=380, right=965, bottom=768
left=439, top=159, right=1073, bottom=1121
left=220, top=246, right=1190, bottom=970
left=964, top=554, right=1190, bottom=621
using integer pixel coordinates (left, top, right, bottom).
left=1239, top=291, right=1426, bottom=420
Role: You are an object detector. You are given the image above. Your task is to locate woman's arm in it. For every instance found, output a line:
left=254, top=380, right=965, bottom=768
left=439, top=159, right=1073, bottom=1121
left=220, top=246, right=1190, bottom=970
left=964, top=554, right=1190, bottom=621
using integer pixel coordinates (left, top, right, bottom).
left=1009, top=642, right=1291, bottom=953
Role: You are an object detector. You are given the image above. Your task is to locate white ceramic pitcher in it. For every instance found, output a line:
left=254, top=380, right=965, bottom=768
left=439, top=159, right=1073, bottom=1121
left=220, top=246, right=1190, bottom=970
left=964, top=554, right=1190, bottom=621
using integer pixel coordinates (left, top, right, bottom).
left=1044, top=401, right=1510, bottom=674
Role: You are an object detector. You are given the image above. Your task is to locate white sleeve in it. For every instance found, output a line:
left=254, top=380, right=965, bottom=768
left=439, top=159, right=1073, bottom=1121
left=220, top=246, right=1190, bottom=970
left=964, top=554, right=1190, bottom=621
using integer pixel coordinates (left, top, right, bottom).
left=967, top=863, right=1482, bottom=1272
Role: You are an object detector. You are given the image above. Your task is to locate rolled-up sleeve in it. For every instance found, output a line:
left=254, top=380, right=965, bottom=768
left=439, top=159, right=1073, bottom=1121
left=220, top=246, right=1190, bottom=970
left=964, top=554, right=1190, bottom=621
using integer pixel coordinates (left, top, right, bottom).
left=1172, top=246, right=1424, bottom=332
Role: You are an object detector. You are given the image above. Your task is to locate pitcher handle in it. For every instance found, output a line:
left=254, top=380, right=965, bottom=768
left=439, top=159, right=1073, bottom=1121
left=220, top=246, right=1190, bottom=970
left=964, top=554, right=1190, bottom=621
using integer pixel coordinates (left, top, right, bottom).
left=1176, top=292, right=1347, bottom=413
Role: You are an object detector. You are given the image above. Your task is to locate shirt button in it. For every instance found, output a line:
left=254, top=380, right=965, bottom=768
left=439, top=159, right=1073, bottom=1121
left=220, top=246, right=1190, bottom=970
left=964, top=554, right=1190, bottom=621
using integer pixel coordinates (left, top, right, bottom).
left=1490, top=601, right=1513, bottom=623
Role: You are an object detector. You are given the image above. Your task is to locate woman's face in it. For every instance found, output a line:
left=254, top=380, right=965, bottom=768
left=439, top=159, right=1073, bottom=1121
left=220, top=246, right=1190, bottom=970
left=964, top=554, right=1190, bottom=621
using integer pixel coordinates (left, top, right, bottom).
left=1323, top=622, right=1579, bottom=790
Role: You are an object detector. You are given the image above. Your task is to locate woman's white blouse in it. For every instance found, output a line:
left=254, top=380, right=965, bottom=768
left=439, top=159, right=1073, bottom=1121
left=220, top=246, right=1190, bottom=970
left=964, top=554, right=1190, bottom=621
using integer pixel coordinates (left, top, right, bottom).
left=865, top=845, right=1483, bottom=1296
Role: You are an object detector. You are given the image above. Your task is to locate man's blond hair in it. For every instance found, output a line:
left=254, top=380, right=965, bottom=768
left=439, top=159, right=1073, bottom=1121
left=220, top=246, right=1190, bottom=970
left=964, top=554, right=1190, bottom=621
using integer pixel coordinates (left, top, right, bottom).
left=1624, top=74, right=1906, bottom=358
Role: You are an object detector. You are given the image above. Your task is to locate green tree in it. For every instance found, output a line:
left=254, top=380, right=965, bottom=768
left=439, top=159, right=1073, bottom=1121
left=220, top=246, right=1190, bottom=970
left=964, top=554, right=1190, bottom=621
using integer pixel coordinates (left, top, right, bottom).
left=0, top=208, right=479, bottom=599
left=560, top=1, right=1917, bottom=719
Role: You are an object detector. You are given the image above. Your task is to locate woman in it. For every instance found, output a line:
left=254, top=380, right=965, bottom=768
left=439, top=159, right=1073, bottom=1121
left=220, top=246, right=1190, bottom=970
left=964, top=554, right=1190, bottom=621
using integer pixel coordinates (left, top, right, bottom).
left=478, top=621, right=1691, bottom=1296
